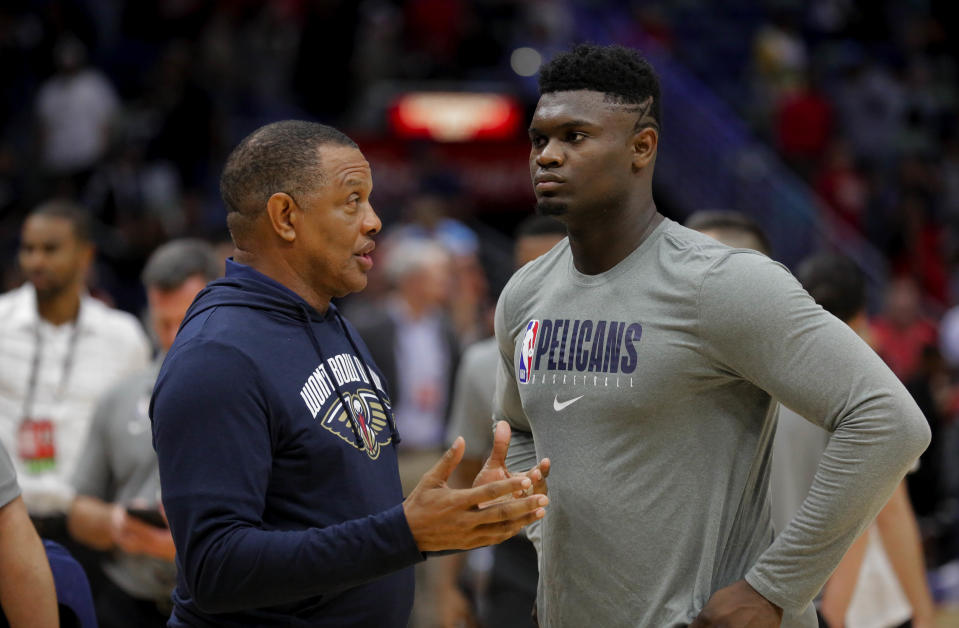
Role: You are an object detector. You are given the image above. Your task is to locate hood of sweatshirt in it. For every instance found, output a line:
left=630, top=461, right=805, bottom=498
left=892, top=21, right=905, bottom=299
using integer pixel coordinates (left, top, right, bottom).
left=180, top=259, right=400, bottom=446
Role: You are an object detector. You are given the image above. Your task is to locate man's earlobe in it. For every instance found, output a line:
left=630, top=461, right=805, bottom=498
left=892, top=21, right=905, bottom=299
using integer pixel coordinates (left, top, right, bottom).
left=266, top=193, right=297, bottom=242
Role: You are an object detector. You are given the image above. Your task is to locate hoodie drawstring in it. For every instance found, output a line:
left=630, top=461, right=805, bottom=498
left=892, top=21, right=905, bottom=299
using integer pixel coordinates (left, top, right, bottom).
left=297, top=304, right=401, bottom=449
left=333, top=309, right=401, bottom=445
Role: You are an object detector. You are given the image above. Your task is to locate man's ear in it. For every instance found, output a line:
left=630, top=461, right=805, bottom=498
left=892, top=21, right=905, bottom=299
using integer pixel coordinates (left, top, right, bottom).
left=631, top=126, right=658, bottom=172
left=266, top=193, right=297, bottom=242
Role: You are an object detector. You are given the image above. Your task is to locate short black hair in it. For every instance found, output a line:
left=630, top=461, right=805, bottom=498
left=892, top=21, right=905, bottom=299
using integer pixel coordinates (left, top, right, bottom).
left=684, top=210, right=772, bottom=256
left=141, top=238, right=221, bottom=290
left=514, top=214, right=567, bottom=239
left=538, top=43, right=661, bottom=131
left=27, top=200, right=92, bottom=243
left=796, top=253, right=866, bottom=323
left=220, top=120, right=357, bottom=238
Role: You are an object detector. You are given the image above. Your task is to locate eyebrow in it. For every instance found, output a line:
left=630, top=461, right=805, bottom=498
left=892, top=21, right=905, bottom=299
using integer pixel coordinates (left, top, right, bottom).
left=528, top=119, right=596, bottom=133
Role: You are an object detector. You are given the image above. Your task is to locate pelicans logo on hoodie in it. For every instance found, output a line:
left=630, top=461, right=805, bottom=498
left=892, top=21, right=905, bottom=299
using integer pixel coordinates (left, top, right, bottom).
left=320, top=388, right=392, bottom=459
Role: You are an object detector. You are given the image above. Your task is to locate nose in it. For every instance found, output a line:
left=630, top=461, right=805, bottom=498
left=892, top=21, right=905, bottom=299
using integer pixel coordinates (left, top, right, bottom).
left=363, top=203, right=382, bottom=236
left=535, top=138, right=563, bottom=168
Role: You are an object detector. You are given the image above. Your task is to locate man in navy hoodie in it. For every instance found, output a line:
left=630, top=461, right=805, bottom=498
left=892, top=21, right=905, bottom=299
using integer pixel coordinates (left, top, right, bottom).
left=150, top=121, right=550, bottom=627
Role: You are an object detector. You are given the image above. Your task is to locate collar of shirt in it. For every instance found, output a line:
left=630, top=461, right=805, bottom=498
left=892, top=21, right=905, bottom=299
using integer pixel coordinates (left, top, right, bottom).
left=7, top=283, right=96, bottom=334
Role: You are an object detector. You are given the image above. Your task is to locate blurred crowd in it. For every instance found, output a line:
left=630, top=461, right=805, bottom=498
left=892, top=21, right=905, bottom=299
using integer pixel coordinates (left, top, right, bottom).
left=2, top=0, right=959, bottom=626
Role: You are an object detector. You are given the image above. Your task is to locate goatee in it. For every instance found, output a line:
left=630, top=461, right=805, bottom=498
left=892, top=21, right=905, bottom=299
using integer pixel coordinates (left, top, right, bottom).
left=535, top=200, right=567, bottom=216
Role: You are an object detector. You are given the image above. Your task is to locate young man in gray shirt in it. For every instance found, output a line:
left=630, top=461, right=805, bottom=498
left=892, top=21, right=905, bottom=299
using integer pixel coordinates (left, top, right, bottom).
left=490, top=44, right=930, bottom=627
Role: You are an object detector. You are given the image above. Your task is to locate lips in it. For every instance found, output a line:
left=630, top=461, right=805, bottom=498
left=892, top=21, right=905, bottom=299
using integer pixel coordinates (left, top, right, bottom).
left=354, top=242, right=375, bottom=270
left=534, top=173, right=565, bottom=193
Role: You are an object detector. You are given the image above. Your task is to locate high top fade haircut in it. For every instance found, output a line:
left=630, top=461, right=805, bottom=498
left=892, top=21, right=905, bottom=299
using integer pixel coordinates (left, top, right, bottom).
left=538, top=43, right=661, bottom=133
left=220, top=120, right=358, bottom=242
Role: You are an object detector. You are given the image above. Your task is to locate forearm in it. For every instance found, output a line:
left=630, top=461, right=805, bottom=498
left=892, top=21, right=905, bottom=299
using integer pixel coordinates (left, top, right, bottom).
left=178, top=502, right=422, bottom=613
left=0, top=497, right=58, bottom=628
left=875, top=482, right=935, bottom=624
left=67, top=495, right=116, bottom=550
left=748, top=400, right=929, bottom=613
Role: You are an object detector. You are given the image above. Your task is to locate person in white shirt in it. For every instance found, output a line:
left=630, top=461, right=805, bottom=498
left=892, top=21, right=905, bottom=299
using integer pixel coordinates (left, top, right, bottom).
left=0, top=200, right=150, bottom=538
left=35, top=36, right=119, bottom=179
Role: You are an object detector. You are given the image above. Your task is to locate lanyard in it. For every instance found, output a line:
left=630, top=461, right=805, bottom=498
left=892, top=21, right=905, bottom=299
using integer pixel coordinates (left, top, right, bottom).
left=21, top=315, right=81, bottom=420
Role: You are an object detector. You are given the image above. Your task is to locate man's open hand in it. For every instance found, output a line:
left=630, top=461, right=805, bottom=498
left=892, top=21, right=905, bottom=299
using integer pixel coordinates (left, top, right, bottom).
left=473, top=421, right=550, bottom=502
left=403, top=436, right=548, bottom=552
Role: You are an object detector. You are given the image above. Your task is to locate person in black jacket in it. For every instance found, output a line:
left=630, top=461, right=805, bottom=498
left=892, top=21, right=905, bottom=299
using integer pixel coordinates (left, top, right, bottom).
left=150, top=120, right=550, bottom=627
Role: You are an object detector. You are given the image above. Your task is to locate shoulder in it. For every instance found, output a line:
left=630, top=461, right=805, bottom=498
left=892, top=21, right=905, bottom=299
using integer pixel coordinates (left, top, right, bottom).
left=699, top=248, right=796, bottom=294
left=0, top=285, right=33, bottom=326
left=652, top=221, right=791, bottom=293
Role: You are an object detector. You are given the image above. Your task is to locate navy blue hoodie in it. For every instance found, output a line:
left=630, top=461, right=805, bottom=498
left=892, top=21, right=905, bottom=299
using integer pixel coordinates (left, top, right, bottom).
left=151, top=260, right=422, bottom=627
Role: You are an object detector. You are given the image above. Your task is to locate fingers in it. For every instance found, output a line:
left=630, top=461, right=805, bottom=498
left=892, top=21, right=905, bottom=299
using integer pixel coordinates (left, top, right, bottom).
left=474, top=493, right=548, bottom=526
left=487, top=421, right=511, bottom=469
left=468, top=499, right=548, bottom=546
left=424, top=437, right=465, bottom=485
left=459, top=474, right=532, bottom=507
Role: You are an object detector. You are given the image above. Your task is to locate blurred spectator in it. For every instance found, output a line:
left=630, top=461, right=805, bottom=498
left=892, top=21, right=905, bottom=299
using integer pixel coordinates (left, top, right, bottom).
left=35, top=35, right=119, bottom=195
left=0, top=200, right=150, bottom=600
left=752, top=10, right=808, bottom=124
left=813, top=139, right=868, bottom=233
left=354, top=238, right=458, bottom=492
left=438, top=214, right=566, bottom=628
left=833, top=60, right=907, bottom=168
left=0, top=201, right=150, bottom=514
left=352, top=237, right=457, bottom=628
left=871, top=276, right=938, bottom=382
left=775, top=72, right=834, bottom=180
left=67, top=239, right=219, bottom=628
left=385, top=192, right=487, bottom=344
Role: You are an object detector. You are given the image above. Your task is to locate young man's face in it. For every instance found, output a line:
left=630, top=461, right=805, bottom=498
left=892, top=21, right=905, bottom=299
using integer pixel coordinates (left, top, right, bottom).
left=528, top=90, right=642, bottom=219
left=293, top=144, right=382, bottom=302
left=18, top=215, right=92, bottom=301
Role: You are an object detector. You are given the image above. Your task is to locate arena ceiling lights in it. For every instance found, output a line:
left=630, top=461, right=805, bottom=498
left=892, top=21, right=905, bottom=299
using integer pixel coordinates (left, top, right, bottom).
left=388, top=92, right=522, bottom=141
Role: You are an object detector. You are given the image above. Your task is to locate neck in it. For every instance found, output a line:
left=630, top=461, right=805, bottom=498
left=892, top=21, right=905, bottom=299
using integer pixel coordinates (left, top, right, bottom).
left=36, top=288, right=81, bottom=326
left=233, top=249, right=332, bottom=314
left=566, top=198, right=662, bottom=275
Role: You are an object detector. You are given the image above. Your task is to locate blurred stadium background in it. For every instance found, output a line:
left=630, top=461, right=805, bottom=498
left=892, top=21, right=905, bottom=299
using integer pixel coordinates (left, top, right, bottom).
left=2, top=0, right=959, bottom=619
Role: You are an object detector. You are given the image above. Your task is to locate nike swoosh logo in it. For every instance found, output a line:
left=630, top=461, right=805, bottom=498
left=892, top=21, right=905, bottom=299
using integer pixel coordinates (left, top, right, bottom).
left=553, top=394, right=584, bottom=411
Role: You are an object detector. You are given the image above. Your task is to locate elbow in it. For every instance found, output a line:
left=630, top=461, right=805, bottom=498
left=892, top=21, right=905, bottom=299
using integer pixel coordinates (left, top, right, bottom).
left=191, top=589, right=240, bottom=615
left=187, top=567, right=245, bottom=614
left=904, top=409, right=932, bottom=459
left=184, top=549, right=247, bottom=614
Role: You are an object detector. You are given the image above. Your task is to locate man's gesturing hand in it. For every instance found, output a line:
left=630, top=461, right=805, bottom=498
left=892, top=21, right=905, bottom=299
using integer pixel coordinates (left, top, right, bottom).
left=690, top=580, right=782, bottom=628
left=404, top=436, right=548, bottom=552
left=474, top=421, right=550, bottom=499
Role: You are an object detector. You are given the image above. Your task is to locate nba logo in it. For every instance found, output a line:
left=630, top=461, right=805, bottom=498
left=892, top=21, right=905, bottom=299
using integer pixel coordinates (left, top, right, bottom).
left=518, top=320, right=539, bottom=384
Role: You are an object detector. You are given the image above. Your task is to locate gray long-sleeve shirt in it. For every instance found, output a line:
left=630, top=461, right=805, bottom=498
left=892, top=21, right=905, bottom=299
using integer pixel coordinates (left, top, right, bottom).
left=493, top=218, right=930, bottom=627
